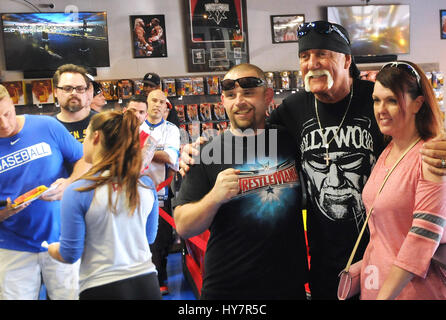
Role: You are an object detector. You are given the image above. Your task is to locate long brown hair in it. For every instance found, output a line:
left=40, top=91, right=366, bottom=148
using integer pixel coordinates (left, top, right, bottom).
left=376, top=60, right=443, bottom=140
left=77, top=110, right=144, bottom=214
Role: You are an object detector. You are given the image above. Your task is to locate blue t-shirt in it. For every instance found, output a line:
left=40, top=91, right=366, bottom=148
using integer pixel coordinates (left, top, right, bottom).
left=0, top=115, right=83, bottom=252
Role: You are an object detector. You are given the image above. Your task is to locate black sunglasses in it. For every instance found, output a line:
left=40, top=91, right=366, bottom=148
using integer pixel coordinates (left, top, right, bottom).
left=297, top=21, right=350, bottom=45
left=221, top=77, right=266, bottom=91
left=380, top=62, right=422, bottom=89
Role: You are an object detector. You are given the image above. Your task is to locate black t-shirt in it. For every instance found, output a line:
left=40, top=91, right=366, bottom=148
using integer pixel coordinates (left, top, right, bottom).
left=53, top=110, right=96, bottom=143
left=54, top=110, right=95, bottom=175
left=268, top=79, right=385, bottom=298
left=175, top=127, right=309, bottom=300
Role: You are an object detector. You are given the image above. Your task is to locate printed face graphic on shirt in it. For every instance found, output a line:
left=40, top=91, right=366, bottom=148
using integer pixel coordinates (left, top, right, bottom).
left=300, top=116, right=376, bottom=230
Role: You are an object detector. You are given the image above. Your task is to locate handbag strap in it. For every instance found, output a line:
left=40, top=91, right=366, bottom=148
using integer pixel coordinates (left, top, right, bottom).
left=344, top=137, right=421, bottom=272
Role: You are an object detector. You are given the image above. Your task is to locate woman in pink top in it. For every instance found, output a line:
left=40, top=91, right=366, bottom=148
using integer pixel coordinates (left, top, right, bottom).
left=361, top=61, right=446, bottom=300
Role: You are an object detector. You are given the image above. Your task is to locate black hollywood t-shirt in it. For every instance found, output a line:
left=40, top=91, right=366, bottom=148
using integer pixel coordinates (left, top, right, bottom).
left=268, top=79, right=385, bottom=299
left=175, top=127, right=309, bottom=300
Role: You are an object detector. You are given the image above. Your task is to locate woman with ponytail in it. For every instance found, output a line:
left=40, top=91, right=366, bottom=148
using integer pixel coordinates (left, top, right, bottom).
left=48, top=110, right=161, bottom=300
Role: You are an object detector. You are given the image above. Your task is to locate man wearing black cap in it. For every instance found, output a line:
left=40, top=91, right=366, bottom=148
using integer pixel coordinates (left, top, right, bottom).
left=90, top=81, right=107, bottom=113
left=267, top=20, right=446, bottom=300
left=267, top=21, right=383, bottom=300
left=142, top=72, right=161, bottom=95
left=142, top=72, right=180, bottom=126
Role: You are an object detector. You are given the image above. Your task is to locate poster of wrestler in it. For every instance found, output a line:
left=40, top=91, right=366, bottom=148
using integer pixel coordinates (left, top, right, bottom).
left=130, top=15, right=167, bottom=58
left=184, top=0, right=249, bottom=72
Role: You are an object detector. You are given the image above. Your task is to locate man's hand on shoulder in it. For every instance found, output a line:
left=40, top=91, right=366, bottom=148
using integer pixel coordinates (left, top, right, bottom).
left=420, top=133, right=446, bottom=178
left=179, top=136, right=208, bottom=176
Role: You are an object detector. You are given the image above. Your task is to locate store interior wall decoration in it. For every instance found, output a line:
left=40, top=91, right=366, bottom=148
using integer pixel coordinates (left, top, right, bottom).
left=441, top=10, right=446, bottom=39
left=183, top=0, right=249, bottom=72
left=270, top=14, right=304, bottom=44
left=130, top=14, right=168, bottom=58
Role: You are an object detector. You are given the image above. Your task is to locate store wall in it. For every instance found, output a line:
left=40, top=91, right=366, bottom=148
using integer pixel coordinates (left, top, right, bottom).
left=0, top=0, right=445, bottom=81
left=248, top=0, right=446, bottom=75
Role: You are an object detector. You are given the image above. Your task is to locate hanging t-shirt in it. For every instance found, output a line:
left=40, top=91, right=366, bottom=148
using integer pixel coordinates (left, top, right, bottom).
left=0, top=115, right=83, bottom=252
left=268, top=78, right=385, bottom=299
left=175, top=127, right=309, bottom=299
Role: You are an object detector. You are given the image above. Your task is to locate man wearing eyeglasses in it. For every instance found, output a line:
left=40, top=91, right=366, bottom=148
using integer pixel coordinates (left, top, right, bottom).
left=174, top=63, right=309, bottom=300
left=53, top=64, right=97, bottom=143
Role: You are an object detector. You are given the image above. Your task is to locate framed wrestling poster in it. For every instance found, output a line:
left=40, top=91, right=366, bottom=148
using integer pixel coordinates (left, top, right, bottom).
left=130, top=15, right=167, bottom=58
left=184, top=0, right=249, bottom=72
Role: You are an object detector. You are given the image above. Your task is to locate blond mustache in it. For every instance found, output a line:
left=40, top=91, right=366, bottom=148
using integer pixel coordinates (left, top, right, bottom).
left=304, top=70, right=334, bottom=92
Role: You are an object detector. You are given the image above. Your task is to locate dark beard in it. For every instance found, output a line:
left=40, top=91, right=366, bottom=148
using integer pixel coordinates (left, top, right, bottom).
left=62, top=103, right=83, bottom=113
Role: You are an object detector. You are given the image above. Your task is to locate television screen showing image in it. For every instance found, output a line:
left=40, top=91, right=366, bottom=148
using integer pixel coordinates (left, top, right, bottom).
left=1, top=12, right=110, bottom=71
left=327, top=5, right=410, bottom=56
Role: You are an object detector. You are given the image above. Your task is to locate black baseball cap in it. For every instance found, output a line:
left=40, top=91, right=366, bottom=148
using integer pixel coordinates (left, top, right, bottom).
left=298, top=21, right=360, bottom=78
left=142, top=73, right=161, bottom=86
left=91, top=81, right=103, bottom=96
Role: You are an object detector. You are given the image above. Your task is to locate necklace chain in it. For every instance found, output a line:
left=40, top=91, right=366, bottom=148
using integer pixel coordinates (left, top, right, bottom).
left=314, top=85, right=354, bottom=165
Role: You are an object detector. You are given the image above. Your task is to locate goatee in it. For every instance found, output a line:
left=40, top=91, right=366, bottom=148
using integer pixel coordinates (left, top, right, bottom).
left=62, top=104, right=83, bottom=113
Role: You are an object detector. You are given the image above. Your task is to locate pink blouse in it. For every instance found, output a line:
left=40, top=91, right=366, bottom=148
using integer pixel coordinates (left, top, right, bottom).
left=361, top=140, right=446, bottom=300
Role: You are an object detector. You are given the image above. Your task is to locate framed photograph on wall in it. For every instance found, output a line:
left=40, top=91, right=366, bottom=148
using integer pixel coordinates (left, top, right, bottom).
left=184, top=0, right=249, bottom=72
left=441, top=10, right=446, bottom=39
left=270, top=14, right=305, bottom=44
left=130, top=15, right=167, bottom=58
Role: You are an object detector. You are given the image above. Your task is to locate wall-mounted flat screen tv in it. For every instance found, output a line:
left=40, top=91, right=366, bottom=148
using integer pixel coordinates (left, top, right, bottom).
left=327, top=4, right=410, bottom=56
left=1, top=12, right=110, bottom=71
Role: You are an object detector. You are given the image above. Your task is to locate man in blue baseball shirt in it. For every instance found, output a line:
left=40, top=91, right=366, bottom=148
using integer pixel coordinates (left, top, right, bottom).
left=0, top=84, right=88, bottom=300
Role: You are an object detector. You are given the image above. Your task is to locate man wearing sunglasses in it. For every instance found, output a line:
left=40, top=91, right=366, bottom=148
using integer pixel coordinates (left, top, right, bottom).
left=267, top=20, right=446, bottom=300
left=53, top=64, right=97, bottom=143
left=174, top=63, right=309, bottom=300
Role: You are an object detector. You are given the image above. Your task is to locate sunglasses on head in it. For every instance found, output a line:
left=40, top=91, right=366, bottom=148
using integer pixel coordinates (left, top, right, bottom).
left=221, top=77, right=266, bottom=91
left=297, top=21, right=350, bottom=45
left=380, top=62, right=422, bottom=89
